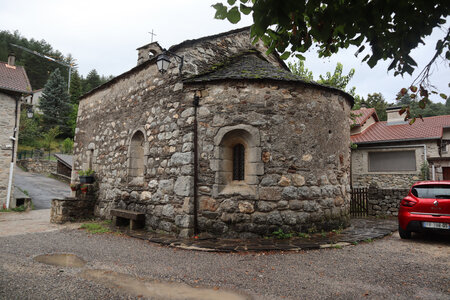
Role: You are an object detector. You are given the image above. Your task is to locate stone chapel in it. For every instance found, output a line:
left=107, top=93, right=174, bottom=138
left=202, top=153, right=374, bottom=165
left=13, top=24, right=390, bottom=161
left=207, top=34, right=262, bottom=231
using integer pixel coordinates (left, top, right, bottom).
left=73, top=27, right=354, bottom=238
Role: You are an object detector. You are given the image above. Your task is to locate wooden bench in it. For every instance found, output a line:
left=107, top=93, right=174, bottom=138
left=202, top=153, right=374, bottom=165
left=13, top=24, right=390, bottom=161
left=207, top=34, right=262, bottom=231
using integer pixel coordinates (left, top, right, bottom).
left=110, top=209, right=145, bottom=230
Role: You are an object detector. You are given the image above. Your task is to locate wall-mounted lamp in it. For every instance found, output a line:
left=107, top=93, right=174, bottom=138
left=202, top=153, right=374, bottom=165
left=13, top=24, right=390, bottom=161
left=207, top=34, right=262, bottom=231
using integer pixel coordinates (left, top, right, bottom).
left=26, top=107, right=34, bottom=119
left=156, top=50, right=184, bottom=74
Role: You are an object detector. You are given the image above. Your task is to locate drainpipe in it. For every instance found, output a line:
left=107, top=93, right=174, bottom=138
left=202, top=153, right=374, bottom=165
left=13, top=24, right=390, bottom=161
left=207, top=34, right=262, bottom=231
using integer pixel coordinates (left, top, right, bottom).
left=6, top=97, right=19, bottom=208
left=192, top=93, right=200, bottom=235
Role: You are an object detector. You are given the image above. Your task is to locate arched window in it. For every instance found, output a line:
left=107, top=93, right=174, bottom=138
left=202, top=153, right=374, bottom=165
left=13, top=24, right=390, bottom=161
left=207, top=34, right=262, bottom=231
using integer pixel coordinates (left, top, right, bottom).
left=233, top=144, right=245, bottom=180
left=129, top=131, right=145, bottom=178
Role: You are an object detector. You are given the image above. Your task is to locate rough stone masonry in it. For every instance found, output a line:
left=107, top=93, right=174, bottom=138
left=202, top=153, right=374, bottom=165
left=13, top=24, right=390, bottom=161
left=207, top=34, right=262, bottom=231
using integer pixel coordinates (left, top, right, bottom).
left=73, top=27, right=354, bottom=238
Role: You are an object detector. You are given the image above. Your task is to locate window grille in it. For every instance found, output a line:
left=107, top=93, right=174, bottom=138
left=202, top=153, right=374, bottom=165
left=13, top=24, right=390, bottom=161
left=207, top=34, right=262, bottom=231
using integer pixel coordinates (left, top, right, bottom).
left=233, top=144, right=245, bottom=180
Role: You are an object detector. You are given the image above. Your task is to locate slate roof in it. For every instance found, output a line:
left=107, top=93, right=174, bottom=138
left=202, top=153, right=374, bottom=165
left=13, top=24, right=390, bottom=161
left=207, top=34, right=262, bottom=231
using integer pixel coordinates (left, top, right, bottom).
left=351, top=115, right=450, bottom=144
left=54, top=154, right=73, bottom=169
left=0, top=61, right=32, bottom=94
left=352, top=107, right=378, bottom=127
left=184, top=53, right=354, bottom=105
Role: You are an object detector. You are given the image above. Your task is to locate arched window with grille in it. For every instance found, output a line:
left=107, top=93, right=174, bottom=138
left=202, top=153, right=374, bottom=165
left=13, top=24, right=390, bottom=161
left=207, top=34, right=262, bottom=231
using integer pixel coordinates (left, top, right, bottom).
left=233, top=144, right=245, bottom=180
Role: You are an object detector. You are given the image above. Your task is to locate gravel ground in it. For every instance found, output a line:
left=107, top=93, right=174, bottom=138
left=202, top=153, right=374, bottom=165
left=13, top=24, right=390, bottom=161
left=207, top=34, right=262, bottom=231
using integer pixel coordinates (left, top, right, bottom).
left=0, top=228, right=449, bottom=300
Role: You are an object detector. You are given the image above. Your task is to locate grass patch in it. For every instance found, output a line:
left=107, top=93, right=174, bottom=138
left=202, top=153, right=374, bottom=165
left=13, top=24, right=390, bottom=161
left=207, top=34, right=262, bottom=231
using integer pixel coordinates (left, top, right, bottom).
left=297, top=232, right=311, bottom=239
left=80, top=223, right=111, bottom=234
left=0, top=205, right=28, bottom=213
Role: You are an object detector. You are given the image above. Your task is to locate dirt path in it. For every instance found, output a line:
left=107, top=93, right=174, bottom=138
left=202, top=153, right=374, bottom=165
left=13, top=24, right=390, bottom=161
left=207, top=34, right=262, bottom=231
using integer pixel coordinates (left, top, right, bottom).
left=0, top=209, right=79, bottom=237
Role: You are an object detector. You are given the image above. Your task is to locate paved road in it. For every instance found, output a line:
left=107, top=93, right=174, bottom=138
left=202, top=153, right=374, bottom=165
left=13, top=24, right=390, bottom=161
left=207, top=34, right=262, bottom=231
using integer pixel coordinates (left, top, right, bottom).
left=14, top=167, right=70, bottom=209
left=0, top=213, right=448, bottom=299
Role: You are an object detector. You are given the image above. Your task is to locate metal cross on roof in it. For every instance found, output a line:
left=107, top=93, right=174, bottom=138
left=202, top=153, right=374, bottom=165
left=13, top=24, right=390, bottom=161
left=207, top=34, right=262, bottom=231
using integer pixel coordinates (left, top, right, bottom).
left=148, top=30, right=157, bottom=42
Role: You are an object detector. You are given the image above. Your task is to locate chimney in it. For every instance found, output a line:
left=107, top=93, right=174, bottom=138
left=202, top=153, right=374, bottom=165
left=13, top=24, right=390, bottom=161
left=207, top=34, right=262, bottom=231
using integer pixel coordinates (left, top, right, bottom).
left=386, top=106, right=406, bottom=125
left=7, top=52, right=15, bottom=66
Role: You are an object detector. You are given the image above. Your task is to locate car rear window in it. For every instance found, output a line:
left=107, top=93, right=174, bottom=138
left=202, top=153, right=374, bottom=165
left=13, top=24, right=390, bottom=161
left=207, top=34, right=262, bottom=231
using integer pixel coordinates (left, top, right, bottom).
left=411, top=185, right=450, bottom=199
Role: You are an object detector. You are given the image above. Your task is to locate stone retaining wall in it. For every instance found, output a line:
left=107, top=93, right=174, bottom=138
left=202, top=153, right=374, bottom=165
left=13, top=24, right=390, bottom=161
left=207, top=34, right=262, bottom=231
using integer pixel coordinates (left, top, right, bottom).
left=50, top=184, right=97, bottom=224
left=368, top=187, right=409, bottom=216
left=18, top=159, right=56, bottom=175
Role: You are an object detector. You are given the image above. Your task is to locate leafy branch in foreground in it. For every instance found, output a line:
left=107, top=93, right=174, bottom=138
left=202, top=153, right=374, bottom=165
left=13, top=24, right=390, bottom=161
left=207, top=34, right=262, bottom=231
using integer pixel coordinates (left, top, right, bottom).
left=213, top=1, right=449, bottom=119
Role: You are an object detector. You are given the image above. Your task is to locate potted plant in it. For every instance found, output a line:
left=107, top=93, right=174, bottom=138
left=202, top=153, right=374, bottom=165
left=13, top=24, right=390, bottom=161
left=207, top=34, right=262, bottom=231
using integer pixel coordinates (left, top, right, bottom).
left=78, top=169, right=95, bottom=184
left=70, top=184, right=77, bottom=191
left=80, top=184, right=88, bottom=194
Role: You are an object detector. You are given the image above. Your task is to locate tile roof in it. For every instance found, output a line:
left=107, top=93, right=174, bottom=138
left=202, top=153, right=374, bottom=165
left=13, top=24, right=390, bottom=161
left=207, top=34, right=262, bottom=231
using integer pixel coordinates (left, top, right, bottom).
left=184, top=52, right=354, bottom=106
left=352, top=107, right=378, bottom=126
left=0, top=61, right=32, bottom=94
left=351, top=115, right=450, bottom=144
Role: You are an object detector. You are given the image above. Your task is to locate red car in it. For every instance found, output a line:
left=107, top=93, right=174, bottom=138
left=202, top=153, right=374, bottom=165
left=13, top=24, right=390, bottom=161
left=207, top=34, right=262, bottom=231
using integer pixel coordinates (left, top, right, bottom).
left=398, top=181, right=450, bottom=239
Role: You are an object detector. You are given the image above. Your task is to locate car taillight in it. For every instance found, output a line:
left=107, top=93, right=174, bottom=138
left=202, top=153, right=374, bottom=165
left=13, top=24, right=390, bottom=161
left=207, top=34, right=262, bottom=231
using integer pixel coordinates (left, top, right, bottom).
left=400, top=198, right=417, bottom=207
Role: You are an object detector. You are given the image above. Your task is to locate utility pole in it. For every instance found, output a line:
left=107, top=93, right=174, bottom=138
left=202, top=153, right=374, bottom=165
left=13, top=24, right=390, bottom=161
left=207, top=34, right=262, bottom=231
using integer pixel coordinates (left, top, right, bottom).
left=10, top=43, right=73, bottom=92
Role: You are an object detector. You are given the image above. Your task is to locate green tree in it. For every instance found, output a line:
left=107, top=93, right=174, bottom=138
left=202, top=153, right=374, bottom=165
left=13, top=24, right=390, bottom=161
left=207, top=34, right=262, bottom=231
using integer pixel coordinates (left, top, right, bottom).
left=213, top=1, right=449, bottom=112
left=69, top=70, right=82, bottom=105
left=0, top=30, right=68, bottom=89
left=213, top=1, right=449, bottom=76
left=288, top=60, right=313, bottom=81
left=317, top=63, right=355, bottom=91
left=361, top=93, right=388, bottom=121
left=82, top=69, right=101, bottom=93
left=41, top=126, right=61, bottom=158
left=61, top=138, right=74, bottom=154
left=289, top=61, right=355, bottom=93
left=39, top=69, right=72, bottom=136
left=67, top=104, right=78, bottom=137
left=18, top=109, right=42, bottom=146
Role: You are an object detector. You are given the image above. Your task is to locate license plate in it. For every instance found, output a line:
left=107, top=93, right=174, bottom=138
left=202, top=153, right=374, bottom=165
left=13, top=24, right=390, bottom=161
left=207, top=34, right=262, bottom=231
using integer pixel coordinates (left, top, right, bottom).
left=422, top=222, right=450, bottom=229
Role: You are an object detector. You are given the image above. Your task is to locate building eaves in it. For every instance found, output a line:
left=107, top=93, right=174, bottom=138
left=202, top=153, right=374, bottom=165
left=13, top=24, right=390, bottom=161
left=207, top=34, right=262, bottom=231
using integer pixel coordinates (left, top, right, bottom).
left=184, top=52, right=354, bottom=106
left=354, top=137, right=439, bottom=145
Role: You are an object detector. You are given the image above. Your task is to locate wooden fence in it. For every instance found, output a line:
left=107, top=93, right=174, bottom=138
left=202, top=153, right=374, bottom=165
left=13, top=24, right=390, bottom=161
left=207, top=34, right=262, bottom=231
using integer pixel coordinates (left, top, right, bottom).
left=350, top=187, right=368, bottom=217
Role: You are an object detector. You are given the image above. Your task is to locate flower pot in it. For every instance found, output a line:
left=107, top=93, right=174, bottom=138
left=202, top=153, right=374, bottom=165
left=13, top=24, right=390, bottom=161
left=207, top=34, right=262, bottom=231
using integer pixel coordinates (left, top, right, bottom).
left=81, top=187, right=88, bottom=194
left=79, top=176, right=95, bottom=184
left=70, top=186, right=77, bottom=191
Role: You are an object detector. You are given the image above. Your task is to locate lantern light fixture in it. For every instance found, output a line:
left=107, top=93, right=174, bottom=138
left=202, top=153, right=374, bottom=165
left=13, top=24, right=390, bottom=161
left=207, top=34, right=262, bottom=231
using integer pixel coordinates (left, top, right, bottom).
left=156, top=50, right=184, bottom=74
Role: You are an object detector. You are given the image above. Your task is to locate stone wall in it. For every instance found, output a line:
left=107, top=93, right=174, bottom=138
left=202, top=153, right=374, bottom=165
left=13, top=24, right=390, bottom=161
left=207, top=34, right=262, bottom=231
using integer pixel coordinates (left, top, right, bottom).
left=191, top=81, right=352, bottom=237
left=353, top=173, right=420, bottom=189
left=50, top=184, right=97, bottom=223
left=368, top=187, right=409, bottom=216
left=0, top=93, right=20, bottom=208
left=17, top=159, right=57, bottom=175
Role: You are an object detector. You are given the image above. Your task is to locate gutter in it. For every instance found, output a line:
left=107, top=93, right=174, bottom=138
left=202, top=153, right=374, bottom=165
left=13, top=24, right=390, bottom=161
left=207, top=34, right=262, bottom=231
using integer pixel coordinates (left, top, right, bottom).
left=192, top=93, right=200, bottom=235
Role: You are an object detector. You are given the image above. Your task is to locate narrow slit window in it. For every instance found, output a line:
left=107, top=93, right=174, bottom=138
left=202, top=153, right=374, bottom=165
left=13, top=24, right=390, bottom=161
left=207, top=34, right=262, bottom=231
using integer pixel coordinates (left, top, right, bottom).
left=233, top=144, right=245, bottom=180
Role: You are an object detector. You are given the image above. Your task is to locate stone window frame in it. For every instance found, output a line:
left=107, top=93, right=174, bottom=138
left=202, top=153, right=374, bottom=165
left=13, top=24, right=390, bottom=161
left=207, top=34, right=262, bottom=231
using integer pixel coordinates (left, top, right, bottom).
left=127, top=128, right=149, bottom=185
left=211, top=124, right=263, bottom=197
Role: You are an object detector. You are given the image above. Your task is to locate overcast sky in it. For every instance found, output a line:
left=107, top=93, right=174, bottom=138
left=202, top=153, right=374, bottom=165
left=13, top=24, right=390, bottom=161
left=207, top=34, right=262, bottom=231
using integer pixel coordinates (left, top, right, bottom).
left=1, top=0, right=448, bottom=104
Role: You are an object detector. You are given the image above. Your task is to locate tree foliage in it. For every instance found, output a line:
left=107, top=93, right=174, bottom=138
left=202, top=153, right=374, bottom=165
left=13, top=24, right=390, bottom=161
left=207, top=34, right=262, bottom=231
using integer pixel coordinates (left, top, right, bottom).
left=39, top=69, right=72, bottom=135
left=213, top=0, right=449, bottom=119
left=69, top=70, right=83, bottom=105
left=41, top=126, right=61, bottom=156
left=289, top=61, right=355, bottom=93
left=0, top=30, right=69, bottom=89
left=288, top=60, right=313, bottom=81
left=18, top=109, right=42, bottom=146
left=213, top=1, right=449, bottom=75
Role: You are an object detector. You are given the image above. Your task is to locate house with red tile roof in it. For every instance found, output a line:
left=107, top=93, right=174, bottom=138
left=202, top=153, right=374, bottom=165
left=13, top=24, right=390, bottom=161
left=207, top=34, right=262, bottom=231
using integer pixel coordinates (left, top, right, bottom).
left=0, top=53, right=32, bottom=208
left=350, top=107, right=450, bottom=188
